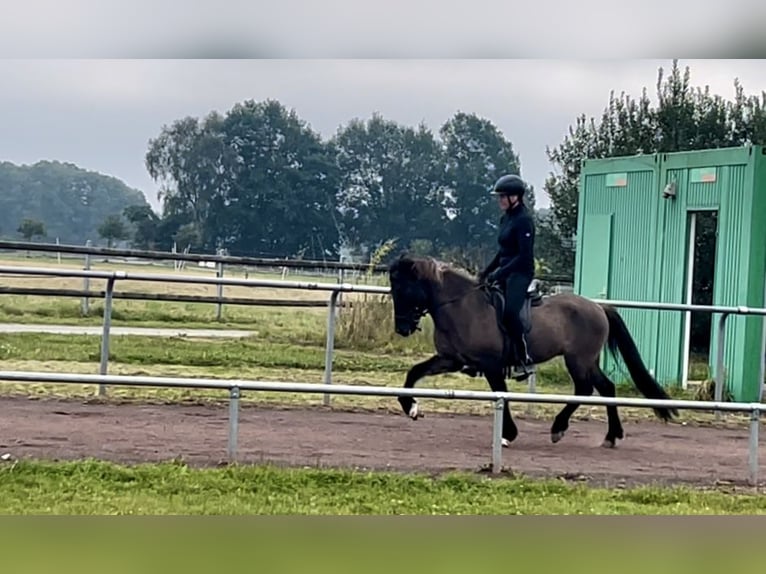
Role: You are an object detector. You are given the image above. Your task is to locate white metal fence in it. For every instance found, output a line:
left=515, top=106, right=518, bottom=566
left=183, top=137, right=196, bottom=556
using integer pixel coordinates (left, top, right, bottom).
left=0, top=370, right=761, bottom=484
left=0, top=264, right=765, bottom=484
left=1, top=264, right=764, bottom=408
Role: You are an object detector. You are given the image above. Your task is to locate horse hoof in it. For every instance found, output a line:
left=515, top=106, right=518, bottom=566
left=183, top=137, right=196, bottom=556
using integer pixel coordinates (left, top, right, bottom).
left=501, top=438, right=511, bottom=448
left=551, top=431, right=565, bottom=443
left=601, top=438, right=617, bottom=448
left=408, top=401, right=420, bottom=420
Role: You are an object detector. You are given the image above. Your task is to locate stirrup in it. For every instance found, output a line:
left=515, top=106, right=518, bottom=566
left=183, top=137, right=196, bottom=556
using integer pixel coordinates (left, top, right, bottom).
left=461, top=365, right=481, bottom=378
left=510, top=363, right=534, bottom=381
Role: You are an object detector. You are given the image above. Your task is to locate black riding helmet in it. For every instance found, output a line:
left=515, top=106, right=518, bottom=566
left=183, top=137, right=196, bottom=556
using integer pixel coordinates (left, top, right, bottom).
left=490, top=174, right=527, bottom=197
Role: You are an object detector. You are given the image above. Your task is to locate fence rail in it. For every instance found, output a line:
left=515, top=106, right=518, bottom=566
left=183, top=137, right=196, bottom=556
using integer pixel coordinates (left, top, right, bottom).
left=591, top=297, right=766, bottom=411
left=1, top=264, right=766, bottom=407
left=0, top=286, right=353, bottom=308
left=0, top=239, right=385, bottom=272
left=0, top=369, right=761, bottom=485
left=0, top=264, right=388, bottom=406
left=0, top=239, right=576, bottom=285
left=1, top=264, right=765, bottom=484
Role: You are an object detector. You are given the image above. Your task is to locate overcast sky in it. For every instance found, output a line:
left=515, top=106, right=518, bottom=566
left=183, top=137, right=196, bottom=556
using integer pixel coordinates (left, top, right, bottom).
left=2, top=59, right=765, bottom=212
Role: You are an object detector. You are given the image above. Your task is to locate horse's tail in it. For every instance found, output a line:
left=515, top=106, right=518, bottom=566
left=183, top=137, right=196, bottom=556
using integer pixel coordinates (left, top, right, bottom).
left=602, top=304, right=678, bottom=422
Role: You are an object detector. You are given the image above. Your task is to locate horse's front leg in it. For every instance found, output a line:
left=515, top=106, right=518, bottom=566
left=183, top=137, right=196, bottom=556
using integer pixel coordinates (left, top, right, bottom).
left=398, top=354, right=462, bottom=420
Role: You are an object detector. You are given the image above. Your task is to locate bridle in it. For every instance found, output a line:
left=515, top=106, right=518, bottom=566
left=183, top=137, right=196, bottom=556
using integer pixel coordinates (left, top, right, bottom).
left=393, top=282, right=488, bottom=331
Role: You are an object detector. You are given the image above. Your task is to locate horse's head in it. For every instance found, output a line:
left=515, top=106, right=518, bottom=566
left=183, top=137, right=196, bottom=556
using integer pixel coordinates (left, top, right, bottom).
left=387, top=254, right=435, bottom=336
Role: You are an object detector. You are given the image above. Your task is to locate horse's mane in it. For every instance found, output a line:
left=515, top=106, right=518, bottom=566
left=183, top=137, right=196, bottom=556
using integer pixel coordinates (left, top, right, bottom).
left=402, top=256, right=476, bottom=286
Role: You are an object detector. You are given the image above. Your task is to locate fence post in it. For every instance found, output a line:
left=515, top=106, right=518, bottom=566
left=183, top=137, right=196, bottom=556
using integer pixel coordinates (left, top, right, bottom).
left=216, top=261, right=224, bottom=321
left=98, top=276, right=116, bottom=396
left=749, top=408, right=760, bottom=486
left=322, top=291, right=340, bottom=407
left=82, top=240, right=91, bottom=316
left=527, top=372, right=537, bottom=415
left=336, top=268, right=344, bottom=318
left=228, top=386, right=240, bottom=463
left=492, top=398, right=504, bottom=473
left=714, top=313, right=730, bottom=420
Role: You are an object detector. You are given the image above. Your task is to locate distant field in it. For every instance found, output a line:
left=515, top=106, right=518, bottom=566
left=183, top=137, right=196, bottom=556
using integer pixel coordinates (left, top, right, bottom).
left=0, top=253, right=388, bottom=330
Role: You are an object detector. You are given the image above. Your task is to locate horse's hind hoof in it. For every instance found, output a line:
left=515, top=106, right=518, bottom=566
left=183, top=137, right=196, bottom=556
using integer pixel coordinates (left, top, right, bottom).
left=408, top=400, right=421, bottom=420
left=601, top=438, right=617, bottom=449
left=551, top=431, right=565, bottom=443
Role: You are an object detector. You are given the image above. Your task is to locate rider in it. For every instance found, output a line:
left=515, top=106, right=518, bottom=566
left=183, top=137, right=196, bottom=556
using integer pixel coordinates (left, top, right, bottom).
left=473, top=173, right=536, bottom=380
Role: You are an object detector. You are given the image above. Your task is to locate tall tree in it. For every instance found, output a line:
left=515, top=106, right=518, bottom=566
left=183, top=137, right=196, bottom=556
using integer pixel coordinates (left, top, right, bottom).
left=145, top=112, right=231, bottom=251
left=17, top=218, right=45, bottom=241
left=123, top=205, right=161, bottom=250
left=0, top=161, right=148, bottom=245
left=211, top=99, right=340, bottom=258
left=439, top=112, right=525, bottom=269
left=332, top=114, right=447, bottom=255
left=543, top=59, right=766, bottom=280
left=97, top=214, right=130, bottom=249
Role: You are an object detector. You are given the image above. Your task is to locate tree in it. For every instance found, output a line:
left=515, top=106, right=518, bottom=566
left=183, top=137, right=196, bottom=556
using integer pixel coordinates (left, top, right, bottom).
left=332, top=114, right=447, bottom=257
left=17, top=218, right=45, bottom=241
left=16, top=218, right=46, bottom=257
left=145, top=99, right=341, bottom=258
left=97, top=214, right=129, bottom=249
left=211, top=99, right=341, bottom=258
left=145, top=112, right=231, bottom=251
left=439, top=111, right=525, bottom=269
left=0, top=160, right=150, bottom=245
left=544, top=59, right=766, bottom=280
left=123, top=205, right=161, bottom=250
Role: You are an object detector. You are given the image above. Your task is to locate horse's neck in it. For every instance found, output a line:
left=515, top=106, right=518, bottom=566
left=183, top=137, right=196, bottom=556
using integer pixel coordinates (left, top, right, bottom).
left=427, top=270, right=477, bottom=311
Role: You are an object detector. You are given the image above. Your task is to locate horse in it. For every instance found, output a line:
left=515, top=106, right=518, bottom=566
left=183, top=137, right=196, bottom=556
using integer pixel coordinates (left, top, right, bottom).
left=387, top=254, right=678, bottom=449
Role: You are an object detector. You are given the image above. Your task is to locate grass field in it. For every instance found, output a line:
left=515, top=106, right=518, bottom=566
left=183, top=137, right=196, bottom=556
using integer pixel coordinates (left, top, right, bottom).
left=0, top=253, right=757, bottom=515
left=1, top=459, right=765, bottom=515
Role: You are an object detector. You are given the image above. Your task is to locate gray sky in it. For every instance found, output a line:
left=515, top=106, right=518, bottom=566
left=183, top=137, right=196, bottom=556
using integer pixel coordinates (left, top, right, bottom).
left=1, top=59, right=765, bottom=212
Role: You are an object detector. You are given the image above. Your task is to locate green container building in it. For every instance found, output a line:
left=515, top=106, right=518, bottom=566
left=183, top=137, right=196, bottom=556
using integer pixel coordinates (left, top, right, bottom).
left=574, top=145, right=766, bottom=402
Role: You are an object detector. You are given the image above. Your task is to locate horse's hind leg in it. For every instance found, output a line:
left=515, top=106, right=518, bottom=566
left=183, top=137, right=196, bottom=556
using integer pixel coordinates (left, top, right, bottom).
left=398, top=354, right=462, bottom=420
left=591, top=366, right=624, bottom=448
left=484, top=369, right=518, bottom=446
left=550, top=355, right=595, bottom=444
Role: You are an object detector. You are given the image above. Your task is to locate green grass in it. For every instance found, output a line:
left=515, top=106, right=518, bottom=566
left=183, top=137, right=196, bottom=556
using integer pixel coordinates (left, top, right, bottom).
left=1, top=459, right=764, bottom=515
left=0, top=332, right=421, bottom=370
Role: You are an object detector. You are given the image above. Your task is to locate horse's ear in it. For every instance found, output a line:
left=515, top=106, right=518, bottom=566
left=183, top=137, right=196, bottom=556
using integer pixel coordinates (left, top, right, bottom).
left=389, top=252, right=407, bottom=275
left=392, top=251, right=413, bottom=267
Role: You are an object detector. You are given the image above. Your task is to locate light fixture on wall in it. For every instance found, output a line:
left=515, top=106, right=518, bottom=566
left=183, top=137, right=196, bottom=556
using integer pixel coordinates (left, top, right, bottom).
left=662, top=181, right=677, bottom=200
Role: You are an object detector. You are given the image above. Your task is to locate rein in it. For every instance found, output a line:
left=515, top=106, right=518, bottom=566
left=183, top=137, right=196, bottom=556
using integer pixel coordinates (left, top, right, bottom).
left=395, top=283, right=491, bottom=330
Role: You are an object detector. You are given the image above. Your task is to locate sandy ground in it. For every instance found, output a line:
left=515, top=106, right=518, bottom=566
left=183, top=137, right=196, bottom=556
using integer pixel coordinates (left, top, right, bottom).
left=0, top=395, right=762, bottom=489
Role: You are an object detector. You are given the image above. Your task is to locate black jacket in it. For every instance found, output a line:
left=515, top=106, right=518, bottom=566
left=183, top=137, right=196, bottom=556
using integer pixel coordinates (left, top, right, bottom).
left=481, top=202, right=535, bottom=283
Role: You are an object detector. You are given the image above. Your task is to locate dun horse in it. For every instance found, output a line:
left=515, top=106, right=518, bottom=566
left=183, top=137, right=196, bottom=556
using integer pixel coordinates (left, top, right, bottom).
left=387, top=255, right=677, bottom=448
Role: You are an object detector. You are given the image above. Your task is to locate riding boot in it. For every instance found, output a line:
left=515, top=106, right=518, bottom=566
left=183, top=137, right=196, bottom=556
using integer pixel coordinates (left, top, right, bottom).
left=510, top=332, right=534, bottom=381
left=502, top=313, right=533, bottom=382
left=460, top=365, right=481, bottom=377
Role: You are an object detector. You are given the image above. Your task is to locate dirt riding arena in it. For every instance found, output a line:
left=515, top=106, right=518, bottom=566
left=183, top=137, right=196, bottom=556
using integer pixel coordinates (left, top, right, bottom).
left=0, top=395, right=763, bottom=489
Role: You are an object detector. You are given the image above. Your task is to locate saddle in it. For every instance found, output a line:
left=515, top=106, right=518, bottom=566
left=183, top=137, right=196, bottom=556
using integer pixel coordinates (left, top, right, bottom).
left=482, top=279, right=544, bottom=378
left=484, top=278, right=543, bottom=335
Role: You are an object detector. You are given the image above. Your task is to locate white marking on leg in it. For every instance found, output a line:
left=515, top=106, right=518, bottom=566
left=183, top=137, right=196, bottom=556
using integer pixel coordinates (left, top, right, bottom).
left=409, top=399, right=419, bottom=420
left=501, top=438, right=510, bottom=448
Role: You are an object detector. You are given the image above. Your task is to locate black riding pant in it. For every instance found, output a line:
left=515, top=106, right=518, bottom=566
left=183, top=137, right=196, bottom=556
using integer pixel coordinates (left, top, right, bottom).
left=502, top=273, right=533, bottom=357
